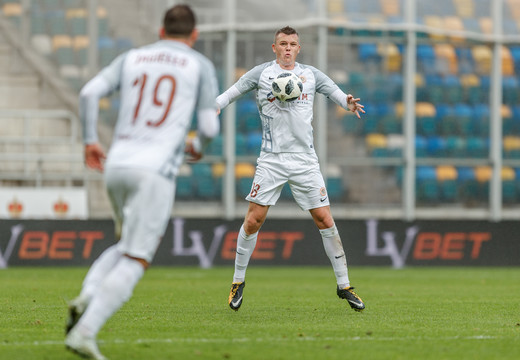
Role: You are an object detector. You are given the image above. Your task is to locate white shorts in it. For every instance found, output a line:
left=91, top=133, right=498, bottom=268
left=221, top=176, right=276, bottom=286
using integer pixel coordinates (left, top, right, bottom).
left=104, top=167, right=174, bottom=262
left=245, top=152, right=330, bottom=210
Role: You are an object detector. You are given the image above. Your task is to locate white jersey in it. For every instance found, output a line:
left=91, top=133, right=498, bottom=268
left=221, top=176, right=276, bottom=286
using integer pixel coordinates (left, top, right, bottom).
left=217, top=60, right=349, bottom=153
left=80, top=40, right=219, bottom=179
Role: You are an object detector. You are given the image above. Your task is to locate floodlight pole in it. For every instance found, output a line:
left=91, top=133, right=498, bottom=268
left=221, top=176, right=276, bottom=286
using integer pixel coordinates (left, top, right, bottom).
left=223, top=0, right=237, bottom=220
left=489, top=0, right=503, bottom=221
left=403, top=0, right=417, bottom=221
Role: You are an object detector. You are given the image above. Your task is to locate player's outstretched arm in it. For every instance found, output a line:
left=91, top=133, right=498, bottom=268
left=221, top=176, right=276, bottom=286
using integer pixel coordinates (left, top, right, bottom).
left=347, top=94, right=365, bottom=119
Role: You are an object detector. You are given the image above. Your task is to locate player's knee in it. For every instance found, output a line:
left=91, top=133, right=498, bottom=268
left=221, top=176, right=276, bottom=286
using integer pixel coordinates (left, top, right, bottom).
left=243, top=216, right=263, bottom=234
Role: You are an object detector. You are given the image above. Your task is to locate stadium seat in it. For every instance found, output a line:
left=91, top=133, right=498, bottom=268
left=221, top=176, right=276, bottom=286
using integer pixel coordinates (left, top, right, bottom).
left=326, top=164, right=344, bottom=200
left=206, top=134, right=223, bottom=156
left=472, top=45, right=492, bottom=75
left=502, top=166, right=516, bottom=203
left=445, top=136, right=466, bottom=158
left=434, top=44, right=458, bottom=75
left=52, top=35, right=74, bottom=65
left=176, top=176, right=194, bottom=199
left=502, top=76, right=519, bottom=105
left=416, top=166, right=439, bottom=203
left=416, top=102, right=437, bottom=136
left=417, top=44, right=436, bottom=74
left=442, top=75, right=463, bottom=104
left=66, top=8, right=87, bottom=36
left=436, top=165, right=458, bottom=202
left=72, top=35, right=89, bottom=67
left=466, top=137, right=488, bottom=158
left=455, top=47, right=475, bottom=74
left=427, top=136, right=447, bottom=157
left=235, top=133, right=248, bottom=155
left=415, top=135, right=428, bottom=158
left=365, top=133, right=388, bottom=156
left=472, top=104, right=490, bottom=135
left=503, top=135, right=520, bottom=158
left=457, top=166, right=479, bottom=203
left=246, top=132, right=262, bottom=155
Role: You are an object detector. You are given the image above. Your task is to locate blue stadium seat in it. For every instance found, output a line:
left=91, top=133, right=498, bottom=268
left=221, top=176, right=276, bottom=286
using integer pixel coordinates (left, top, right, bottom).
left=206, top=134, right=222, bottom=156
left=445, top=136, right=466, bottom=158
left=327, top=177, right=344, bottom=201
left=235, top=133, right=248, bottom=155
left=457, top=166, right=479, bottom=203
left=246, top=132, right=262, bottom=155
left=416, top=166, right=439, bottom=203
left=176, top=176, right=194, bottom=199
left=415, top=136, right=428, bottom=157
left=427, top=136, right=447, bottom=157
left=466, top=137, right=488, bottom=158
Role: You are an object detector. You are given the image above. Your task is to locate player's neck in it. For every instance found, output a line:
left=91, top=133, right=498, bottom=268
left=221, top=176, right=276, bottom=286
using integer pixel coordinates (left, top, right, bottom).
left=277, top=61, right=295, bottom=70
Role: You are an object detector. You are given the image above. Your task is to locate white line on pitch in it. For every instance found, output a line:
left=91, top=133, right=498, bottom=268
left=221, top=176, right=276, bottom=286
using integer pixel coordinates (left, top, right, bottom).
left=0, top=335, right=499, bottom=347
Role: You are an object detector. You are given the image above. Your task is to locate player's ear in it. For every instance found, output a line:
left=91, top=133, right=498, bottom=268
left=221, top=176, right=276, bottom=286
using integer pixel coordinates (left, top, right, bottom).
left=272, top=43, right=276, bottom=53
left=159, top=27, right=166, bottom=39
left=190, top=28, right=199, bottom=45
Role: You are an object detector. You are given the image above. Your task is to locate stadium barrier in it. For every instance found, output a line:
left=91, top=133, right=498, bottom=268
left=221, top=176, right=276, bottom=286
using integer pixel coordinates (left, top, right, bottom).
left=1, top=218, right=518, bottom=269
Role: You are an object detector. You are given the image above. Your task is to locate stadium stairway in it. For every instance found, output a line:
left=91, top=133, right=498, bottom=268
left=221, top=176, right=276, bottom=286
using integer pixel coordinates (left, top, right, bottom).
left=0, top=15, right=112, bottom=217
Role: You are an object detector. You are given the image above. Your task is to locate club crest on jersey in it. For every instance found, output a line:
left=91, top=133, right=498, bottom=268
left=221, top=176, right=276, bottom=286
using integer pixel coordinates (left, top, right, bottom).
left=299, top=75, right=306, bottom=83
left=267, top=91, right=277, bottom=103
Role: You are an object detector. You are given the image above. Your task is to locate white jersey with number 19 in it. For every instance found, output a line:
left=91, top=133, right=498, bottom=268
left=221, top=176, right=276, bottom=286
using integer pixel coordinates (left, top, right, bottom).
left=81, top=40, right=219, bottom=179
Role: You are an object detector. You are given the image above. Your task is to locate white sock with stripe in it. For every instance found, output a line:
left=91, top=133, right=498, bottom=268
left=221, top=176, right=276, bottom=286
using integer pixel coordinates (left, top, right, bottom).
left=233, top=224, right=258, bottom=283
left=320, top=224, right=350, bottom=288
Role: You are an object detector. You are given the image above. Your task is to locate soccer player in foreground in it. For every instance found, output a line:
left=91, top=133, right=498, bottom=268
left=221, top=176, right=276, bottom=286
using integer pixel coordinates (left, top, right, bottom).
left=65, top=5, right=219, bottom=359
left=217, top=26, right=366, bottom=313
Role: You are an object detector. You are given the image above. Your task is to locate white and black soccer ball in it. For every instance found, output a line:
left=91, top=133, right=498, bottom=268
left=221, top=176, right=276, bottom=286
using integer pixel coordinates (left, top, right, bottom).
left=271, top=72, right=303, bottom=102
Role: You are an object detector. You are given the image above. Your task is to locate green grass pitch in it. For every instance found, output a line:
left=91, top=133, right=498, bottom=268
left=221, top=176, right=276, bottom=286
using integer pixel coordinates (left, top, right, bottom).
left=0, top=266, right=519, bottom=360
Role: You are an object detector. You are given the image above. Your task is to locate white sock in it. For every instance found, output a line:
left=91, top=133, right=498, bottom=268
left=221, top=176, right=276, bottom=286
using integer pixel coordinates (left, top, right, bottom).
left=79, top=245, right=122, bottom=304
left=233, top=225, right=258, bottom=283
left=320, top=224, right=350, bottom=287
left=75, top=257, right=144, bottom=338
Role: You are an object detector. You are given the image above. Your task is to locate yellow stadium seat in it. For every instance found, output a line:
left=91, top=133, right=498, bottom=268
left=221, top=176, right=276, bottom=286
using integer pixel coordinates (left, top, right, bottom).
left=479, top=17, right=493, bottom=34
left=235, top=163, right=256, bottom=178
left=503, top=136, right=520, bottom=151
left=436, top=165, right=457, bottom=181
left=365, top=133, right=388, bottom=149
left=501, top=104, right=512, bottom=119
left=2, top=3, right=22, bottom=16
left=453, top=0, right=475, bottom=18
left=416, top=102, right=436, bottom=117
left=444, top=16, right=465, bottom=42
left=52, top=35, right=73, bottom=50
left=460, top=73, right=480, bottom=87
left=502, top=46, right=515, bottom=76
left=212, top=163, right=225, bottom=178
left=472, top=45, right=492, bottom=75
left=378, top=43, right=401, bottom=72
left=434, top=44, right=458, bottom=74
left=502, top=167, right=515, bottom=180
left=474, top=166, right=492, bottom=183
left=424, top=15, right=446, bottom=41
left=73, top=35, right=89, bottom=50
left=380, top=0, right=400, bottom=16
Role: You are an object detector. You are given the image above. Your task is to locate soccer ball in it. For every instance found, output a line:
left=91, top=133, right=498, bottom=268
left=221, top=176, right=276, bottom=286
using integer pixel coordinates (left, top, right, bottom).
left=271, top=72, right=303, bottom=102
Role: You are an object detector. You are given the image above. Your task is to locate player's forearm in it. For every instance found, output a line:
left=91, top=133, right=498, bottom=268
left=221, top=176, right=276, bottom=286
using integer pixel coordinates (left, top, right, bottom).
left=79, top=76, right=112, bottom=144
left=329, top=88, right=349, bottom=109
left=216, top=85, right=242, bottom=110
left=194, top=108, right=220, bottom=153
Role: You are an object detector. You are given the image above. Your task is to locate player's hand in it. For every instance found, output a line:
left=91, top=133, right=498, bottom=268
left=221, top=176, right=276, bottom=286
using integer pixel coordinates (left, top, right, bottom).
left=185, top=138, right=203, bottom=162
left=347, top=94, right=365, bottom=119
left=84, top=143, right=106, bottom=172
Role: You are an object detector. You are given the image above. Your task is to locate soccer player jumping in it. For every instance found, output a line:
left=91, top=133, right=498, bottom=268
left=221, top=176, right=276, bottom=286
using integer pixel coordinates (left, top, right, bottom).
left=217, top=26, right=366, bottom=313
